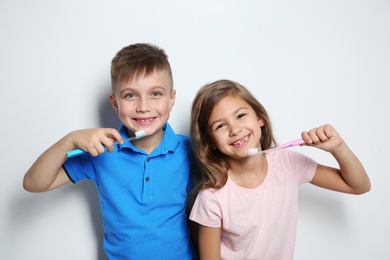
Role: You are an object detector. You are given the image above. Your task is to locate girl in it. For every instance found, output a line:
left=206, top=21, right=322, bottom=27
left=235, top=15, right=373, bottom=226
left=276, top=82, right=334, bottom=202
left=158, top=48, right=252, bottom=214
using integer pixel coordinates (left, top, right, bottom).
left=189, top=79, right=370, bottom=260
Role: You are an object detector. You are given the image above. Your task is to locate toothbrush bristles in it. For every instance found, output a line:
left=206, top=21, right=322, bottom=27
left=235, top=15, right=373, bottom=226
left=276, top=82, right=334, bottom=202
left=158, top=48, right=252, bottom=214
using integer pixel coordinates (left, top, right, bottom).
left=247, top=148, right=260, bottom=156
left=135, top=130, right=146, bottom=138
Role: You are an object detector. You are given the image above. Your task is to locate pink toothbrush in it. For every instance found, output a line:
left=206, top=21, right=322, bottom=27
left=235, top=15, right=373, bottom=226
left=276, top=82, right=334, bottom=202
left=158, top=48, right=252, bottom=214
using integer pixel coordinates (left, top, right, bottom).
left=247, top=139, right=306, bottom=156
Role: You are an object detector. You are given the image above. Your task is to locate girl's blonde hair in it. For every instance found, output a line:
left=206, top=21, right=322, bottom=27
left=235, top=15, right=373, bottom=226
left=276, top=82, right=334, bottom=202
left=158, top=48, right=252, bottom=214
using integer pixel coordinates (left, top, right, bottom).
left=190, top=79, right=275, bottom=193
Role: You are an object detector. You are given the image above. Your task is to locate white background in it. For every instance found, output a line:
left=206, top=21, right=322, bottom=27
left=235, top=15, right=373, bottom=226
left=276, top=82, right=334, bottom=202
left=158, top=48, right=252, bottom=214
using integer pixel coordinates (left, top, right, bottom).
left=1, top=1, right=389, bottom=259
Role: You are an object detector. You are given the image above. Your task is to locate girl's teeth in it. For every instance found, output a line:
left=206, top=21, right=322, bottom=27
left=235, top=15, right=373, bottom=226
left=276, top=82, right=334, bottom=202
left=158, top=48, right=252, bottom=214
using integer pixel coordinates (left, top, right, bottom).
left=233, top=136, right=248, bottom=146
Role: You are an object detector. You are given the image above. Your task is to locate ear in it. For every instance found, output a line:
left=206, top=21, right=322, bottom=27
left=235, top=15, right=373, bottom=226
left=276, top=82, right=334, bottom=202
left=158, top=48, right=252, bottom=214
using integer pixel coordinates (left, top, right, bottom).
left=169, top=89, right=176, bottom=111
left=258, top=117, right=265, bottom=127
left=109, top=92, right=119, bottom=114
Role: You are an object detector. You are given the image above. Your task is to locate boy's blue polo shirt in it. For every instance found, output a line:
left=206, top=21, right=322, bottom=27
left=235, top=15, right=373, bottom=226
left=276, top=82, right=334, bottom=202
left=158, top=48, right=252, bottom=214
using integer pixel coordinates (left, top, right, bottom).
left=63, top=123, right=194, bottom=259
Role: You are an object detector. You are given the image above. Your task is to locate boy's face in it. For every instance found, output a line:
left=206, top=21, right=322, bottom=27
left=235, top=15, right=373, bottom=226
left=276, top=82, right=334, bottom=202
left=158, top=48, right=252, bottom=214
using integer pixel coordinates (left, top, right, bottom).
left=109, top=69, right=175, bottom=142
left=208, top=95, right=264, bottom=158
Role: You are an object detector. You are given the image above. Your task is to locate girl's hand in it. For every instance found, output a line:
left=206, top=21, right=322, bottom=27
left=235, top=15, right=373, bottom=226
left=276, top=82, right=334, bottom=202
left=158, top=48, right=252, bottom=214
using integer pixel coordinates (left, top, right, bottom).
left=301, top=124, right=344, bottom=153
left=305, top=124, right=371, bottom=195
left=67, top=128, right=123, bottom=157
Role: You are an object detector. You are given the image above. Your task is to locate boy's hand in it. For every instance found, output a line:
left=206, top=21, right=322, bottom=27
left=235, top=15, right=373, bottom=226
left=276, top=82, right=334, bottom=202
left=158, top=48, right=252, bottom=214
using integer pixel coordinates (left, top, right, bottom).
left=67, top=128, right=123, bottom=157
left=301, top=124, right=344, bottom=153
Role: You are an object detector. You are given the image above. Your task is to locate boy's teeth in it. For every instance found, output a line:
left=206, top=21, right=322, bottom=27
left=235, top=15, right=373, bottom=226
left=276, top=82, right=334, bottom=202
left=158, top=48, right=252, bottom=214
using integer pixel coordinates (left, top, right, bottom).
left=137, top=118, right=152, bottom=122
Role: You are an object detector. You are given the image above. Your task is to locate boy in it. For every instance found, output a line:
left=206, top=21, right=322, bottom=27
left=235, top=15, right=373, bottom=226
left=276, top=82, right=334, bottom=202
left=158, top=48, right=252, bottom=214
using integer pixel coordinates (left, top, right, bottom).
left=23, top=43, right=196, bottom=259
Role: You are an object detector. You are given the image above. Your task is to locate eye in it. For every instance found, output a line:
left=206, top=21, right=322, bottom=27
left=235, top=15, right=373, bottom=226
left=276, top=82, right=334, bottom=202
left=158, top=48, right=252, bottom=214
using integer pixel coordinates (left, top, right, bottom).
left=215, top=123, right=225, bottom=131
left=124, top=92, right=136, bottom=99
left=151, top=91, right=163, bottom=97
left=237, top=113, right=246, bottom=119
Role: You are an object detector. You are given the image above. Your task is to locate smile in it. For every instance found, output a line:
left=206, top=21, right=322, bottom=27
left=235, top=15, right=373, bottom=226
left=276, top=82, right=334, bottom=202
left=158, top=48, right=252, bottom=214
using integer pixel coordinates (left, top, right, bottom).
left=231, top=135, right=249, bottom=147
left=134, top=117, right=156, bottom=125
left=136, top=117, right=155, bottom=122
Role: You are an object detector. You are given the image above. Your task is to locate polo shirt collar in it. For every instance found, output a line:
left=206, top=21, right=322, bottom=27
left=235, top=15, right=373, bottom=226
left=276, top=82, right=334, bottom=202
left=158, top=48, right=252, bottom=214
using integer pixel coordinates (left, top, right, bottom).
left=117, top=123, right=179, bottom=155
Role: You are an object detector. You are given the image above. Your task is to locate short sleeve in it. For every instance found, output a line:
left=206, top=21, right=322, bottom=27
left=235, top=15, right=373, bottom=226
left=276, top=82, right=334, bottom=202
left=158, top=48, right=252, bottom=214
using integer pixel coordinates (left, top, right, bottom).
left=189, top=189, right=222, bottom=228
left=63, top=153, right=95, bottom=183
left=288, top=150, right=317, bottom=184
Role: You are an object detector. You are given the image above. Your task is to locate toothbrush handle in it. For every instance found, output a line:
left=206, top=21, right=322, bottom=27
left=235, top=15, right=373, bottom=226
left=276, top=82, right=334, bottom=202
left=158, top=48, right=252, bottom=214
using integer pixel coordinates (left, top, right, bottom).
left=67, top=149, right=85, bottom=158
left=279, top=139, right=306, bottom=149
left=67, top=146, right=112, bottom=158
left=66, top=135, right=138, bottom=158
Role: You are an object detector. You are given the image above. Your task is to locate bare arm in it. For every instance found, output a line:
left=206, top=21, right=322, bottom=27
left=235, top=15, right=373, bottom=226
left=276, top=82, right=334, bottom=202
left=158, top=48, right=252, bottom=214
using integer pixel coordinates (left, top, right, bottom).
left=302, top=124, right=371, bottom=195
left=198, top=225, right=221, bottom=260
left=23, top=128, right=122, bottom=192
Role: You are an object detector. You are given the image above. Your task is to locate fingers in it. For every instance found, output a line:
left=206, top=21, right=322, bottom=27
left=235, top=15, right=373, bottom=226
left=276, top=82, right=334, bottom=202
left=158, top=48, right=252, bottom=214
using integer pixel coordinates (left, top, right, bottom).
left=94, top=128, right=123, bottom=155
left=301, top=124, right=342, bottom=152
left=302, top=124, right=330, bottom=142
left=311, top=125, right=328, bottom=143
left=72, top=128, right=122, bottom=156
left=104, top=129, right=123, bottom=152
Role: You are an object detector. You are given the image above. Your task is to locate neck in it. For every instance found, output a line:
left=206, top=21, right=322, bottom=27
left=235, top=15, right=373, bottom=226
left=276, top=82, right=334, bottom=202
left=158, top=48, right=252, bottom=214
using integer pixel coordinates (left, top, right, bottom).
left=228, top=155, right=267, bottom=189
left=133, top=128, right=165, bottom=154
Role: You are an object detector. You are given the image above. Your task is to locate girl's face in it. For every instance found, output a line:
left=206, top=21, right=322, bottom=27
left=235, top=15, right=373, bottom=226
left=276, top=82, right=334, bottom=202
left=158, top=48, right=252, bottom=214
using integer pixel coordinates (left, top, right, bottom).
left=208, top=95, right=264, bottom=158
left=109, top=69, right=175, bottom=144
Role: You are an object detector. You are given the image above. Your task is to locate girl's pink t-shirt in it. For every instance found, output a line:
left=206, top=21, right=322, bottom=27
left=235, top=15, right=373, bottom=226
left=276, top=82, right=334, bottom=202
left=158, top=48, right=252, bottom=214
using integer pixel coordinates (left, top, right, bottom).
left=190, top=150, right=317, bottom=260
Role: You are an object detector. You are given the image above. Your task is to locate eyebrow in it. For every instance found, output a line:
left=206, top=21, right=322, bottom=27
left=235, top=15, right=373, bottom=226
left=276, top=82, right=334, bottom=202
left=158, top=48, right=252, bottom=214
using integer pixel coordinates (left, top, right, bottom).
left=209, top=106, right=249, bottom=129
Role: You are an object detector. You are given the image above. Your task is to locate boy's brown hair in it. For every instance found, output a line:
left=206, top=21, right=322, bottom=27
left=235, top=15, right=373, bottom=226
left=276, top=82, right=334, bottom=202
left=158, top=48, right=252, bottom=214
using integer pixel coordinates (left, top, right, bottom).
left=110, top=43, right=173, bottom=92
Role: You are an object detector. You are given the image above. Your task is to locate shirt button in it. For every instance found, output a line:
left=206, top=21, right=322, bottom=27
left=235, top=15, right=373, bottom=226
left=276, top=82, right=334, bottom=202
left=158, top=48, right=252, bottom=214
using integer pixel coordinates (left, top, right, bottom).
left=145, top=177, right=150, bottom=182
left=147, top=158, right=150, bottom=162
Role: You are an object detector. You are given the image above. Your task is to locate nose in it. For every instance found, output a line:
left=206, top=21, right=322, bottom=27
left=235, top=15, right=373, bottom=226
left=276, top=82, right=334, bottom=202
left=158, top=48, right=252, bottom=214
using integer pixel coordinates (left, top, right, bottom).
left=136, top=97, right=151, bottom=113
left=229, top=125, right=242, bottom=137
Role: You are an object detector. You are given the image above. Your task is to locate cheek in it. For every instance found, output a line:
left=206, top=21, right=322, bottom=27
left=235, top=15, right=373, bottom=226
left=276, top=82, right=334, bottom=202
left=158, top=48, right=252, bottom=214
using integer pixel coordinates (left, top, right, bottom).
left=117, top=102, right=133, bottom=116
left=156, top=101, right=171, bottom=115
